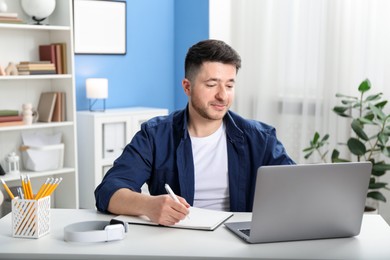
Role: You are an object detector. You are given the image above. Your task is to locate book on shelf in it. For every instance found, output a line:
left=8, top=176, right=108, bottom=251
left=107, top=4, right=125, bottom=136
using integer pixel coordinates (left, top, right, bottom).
left=0, top=13, right=24, bottom=24
left=52, top=92, right=66, bottom=122
left=53, top=42, right=68, bottom=74
left=39, top=45, right=57, bottom=73
left=0, top=110, right=19, bottom=117
left=39, top=43, right=67, bottom=74
left=0, top=121, right=24, bottom=127
left=20, top=61, right=51, bottom=64
left=37, top=92, right=57, bottom=122
left=17, top=64, right=56, bottom=70
left=54, top=44, right=63, bottom=74
left=17, top=61, right=56, bottom=75
left=0, top=13, right=18, bottom=18
left=0, top=115, right=23, bottom=123
left=0, top=17, right=24, bottom=24
left=18, top=70, right=56, bottom=75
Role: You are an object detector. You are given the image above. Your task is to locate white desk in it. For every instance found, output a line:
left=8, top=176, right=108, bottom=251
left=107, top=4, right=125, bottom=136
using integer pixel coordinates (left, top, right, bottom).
left=0, top=209, right=390, bottom=259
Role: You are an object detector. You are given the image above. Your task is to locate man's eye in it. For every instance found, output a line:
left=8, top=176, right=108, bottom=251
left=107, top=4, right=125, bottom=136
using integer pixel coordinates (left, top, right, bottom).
left=206, top=84, right=216, bottom=88
left=226, top=85, right=234, bottom=89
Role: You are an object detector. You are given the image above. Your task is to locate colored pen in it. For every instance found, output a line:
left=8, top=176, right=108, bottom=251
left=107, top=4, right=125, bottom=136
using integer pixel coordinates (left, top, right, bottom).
left=1, top=178, right=15, bottom=200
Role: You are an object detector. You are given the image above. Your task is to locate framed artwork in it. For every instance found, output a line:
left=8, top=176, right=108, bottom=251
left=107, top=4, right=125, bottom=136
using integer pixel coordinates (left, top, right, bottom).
left=73, top=0, right=126, bottom=54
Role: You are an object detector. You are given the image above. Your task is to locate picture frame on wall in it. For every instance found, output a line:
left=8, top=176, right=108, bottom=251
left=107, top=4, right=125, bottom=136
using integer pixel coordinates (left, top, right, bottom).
left=73, top=0, right=126, bottom=55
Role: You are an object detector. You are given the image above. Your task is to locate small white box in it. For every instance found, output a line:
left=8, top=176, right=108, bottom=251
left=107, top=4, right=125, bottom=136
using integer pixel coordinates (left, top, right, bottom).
left=21, top=144, right=64, bottom=172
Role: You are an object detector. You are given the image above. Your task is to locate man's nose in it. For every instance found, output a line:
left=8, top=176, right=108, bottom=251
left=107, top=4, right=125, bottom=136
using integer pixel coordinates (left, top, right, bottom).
left=216, top=86, right=228, bottom=100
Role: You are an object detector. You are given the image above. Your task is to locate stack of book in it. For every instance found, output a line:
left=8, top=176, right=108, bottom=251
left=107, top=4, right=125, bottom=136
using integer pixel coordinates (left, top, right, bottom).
left=39, top=43, right=68, bottom=74
left=17, top=61, right=56, bottom=75
left=0, top=110, right=23, bottom=127
left=0, top=13, right=24, bottom=24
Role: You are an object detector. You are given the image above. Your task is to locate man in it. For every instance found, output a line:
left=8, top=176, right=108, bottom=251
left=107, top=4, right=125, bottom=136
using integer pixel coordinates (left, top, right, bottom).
left=95, top=39, right=294, bottom=226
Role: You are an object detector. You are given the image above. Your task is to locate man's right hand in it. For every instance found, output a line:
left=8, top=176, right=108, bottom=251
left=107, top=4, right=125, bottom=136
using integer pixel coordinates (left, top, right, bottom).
left=107, top=188, right=190, bottom=226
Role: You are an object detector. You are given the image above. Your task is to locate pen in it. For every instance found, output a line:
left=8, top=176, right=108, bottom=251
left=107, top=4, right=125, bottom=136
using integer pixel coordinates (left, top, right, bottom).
left=1, top=178, right=15, bottom=200
left=164, top=183, right=181, bottom=203
left=165, top=183, right=190, bottom=219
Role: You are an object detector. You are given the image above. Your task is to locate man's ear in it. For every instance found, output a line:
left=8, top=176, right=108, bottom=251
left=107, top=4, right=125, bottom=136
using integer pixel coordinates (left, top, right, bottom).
left=182, top=79, right=191, bottom=97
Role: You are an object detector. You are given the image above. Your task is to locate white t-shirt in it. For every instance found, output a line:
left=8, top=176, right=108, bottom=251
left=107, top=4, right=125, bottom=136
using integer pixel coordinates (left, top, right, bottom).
left=190, top=123, right=229, bottom=211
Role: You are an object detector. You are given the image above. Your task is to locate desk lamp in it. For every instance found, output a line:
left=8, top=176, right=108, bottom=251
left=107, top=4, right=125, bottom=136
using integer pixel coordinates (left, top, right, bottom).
left=86, top=78, right=108, bottom=112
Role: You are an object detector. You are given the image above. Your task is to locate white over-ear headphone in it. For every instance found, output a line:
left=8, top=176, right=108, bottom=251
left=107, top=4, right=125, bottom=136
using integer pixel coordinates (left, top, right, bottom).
left=64, top=219, right=128, bottom=243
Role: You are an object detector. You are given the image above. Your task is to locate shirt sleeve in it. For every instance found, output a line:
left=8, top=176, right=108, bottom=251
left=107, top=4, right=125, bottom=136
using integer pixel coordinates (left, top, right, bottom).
left=94, top=125, right=153, bottom=213
left=264, top=127, right=295, bottom=165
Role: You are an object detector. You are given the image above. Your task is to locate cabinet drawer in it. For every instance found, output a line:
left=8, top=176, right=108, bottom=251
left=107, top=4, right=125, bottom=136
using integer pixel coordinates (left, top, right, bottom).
left=102, top=122, right=125, bottom=159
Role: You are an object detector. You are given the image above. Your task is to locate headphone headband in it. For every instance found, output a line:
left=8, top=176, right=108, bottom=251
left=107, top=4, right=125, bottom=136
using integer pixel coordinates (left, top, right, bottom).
left=64, top=220, right=128, bottom=243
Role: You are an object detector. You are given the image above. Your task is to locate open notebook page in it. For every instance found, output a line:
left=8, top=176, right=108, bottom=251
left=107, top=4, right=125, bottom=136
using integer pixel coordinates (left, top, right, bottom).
left=114, top=207, right=233, bottom=231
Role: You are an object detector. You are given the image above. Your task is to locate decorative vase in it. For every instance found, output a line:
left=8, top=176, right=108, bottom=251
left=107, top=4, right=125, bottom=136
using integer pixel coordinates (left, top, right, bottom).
left=20, top=0, right=56, bottom=25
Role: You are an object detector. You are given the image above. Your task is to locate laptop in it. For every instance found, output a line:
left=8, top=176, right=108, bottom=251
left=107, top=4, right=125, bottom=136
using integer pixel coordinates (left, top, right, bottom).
left=225, top=162, right=372, bottom=243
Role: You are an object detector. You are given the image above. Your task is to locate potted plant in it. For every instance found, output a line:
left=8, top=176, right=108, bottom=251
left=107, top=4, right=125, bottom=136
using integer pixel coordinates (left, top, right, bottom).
left=303, top=79, right=390, bottom=211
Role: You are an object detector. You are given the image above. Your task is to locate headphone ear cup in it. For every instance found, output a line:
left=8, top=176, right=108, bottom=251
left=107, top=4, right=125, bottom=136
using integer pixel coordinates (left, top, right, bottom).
left=104, top=224, right=124, bottom=231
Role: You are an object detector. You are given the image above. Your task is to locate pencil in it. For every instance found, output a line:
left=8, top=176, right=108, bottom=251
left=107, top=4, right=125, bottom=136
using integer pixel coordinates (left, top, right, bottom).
left=26, top=175, right=34, bottom=199
left=21, top=175, right=28, bottom=199
left=46, top=177, right=62, bottom=196
left=35, top=178, right=54, bottom=200
left=1, top=178, right=15, bottom=200
left=34, top=178, right=50, bottom=200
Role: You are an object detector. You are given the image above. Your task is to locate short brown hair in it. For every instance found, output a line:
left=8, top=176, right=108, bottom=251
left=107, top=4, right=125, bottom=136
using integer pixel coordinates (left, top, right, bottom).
left=184, top=39, right=241, bottom=82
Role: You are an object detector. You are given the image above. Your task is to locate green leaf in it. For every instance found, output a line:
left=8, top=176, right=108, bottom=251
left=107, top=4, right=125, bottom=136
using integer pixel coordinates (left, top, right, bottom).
left=351, top=119, right=369, bottom=141
left=341, top=100, right=356, bottom=105
left=333, top=106, right=350, bottom=117
left=372, top=163, right=390, bottom=172
left=382, top=146, right=390, bottom=157
left=302, top=147, right=314, bottom=152
left=358, top=117, right=373, bottom=125
left=330, top=149, right=350, bottom=163
left=367, top=191, right=387, bottom=202
left=369, top=103, right=386, bottom=120
left=369, top=182, right=388, bottom=189
left=358, top=79, right=371, bottom=93
left=365, top=93, right=382, bottom=102
left=312, top=132, right=320, bottom=144
left=378, top=133, right=389, bottom=146
left=335, top=93, right=357, bottom=99
left=347, top=138, right=366, bottom=156
left=375, top=100, right=387, bottom=109
left=304, top=151, right=313, bottom=159
left=363, top=113, right=375, bottom=122
left=320, top=134, right=329, bottom=143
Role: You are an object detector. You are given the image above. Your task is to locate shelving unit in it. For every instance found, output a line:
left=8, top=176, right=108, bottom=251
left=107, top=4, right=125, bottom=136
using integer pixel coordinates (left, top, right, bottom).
left=77, top=107, right=168, bottom=209
left=0, top=1, right=78, bottom=212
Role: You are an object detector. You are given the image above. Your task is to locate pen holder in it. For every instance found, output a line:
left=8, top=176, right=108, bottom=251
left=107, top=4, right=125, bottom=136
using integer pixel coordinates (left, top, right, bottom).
left=11, top=196, right=50, bottom=239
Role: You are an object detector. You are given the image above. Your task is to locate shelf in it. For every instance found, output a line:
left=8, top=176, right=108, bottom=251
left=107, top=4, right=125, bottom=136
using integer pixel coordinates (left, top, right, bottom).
left=1, top=167, right=76, bottom=182
left=0, top=122, right=74, bottom=132
left=0, top=75, right=72, bottom=81
left=0, top=0, right=78, bottom=212
left=0, top=23, right=71, bottom=31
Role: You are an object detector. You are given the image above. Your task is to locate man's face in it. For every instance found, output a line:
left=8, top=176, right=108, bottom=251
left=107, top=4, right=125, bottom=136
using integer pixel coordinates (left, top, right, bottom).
left=183, top=62, right=236, bottom=121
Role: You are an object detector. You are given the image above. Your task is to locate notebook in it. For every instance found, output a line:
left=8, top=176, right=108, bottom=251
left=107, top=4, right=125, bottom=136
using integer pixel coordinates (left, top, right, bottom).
left=114, top=206, right=233, bottom=231
left=225, top=162, right=372, bottom=243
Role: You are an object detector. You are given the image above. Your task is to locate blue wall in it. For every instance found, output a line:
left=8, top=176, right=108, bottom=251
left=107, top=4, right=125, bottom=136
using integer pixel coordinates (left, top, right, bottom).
left=75, top=0, right=209, bottom=112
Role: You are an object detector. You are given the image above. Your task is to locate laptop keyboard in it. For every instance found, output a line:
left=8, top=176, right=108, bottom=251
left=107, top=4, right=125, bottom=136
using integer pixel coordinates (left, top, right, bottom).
left=239, top=228, right=251, bottom=236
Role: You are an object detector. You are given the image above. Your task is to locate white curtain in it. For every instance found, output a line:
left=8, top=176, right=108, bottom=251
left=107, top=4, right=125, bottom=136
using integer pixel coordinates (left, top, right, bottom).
left=210, top=0, right=390, bottom=164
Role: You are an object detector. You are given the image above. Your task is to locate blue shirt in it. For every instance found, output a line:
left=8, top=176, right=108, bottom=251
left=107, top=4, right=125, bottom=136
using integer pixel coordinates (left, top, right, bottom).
left=95, top=107, right=295, bottom=213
